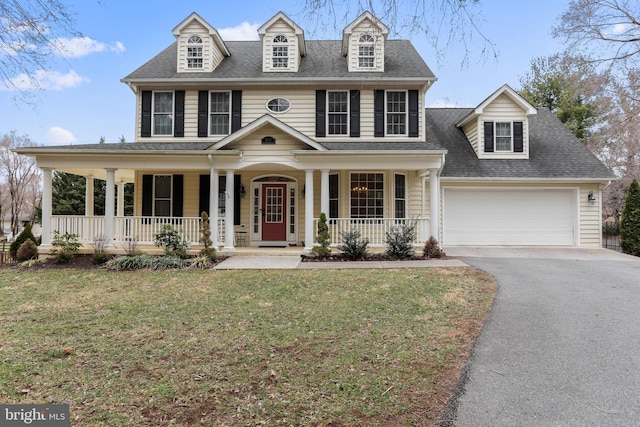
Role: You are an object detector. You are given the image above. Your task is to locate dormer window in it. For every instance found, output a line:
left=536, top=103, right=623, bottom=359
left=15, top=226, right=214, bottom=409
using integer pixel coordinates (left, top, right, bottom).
left=272, top=35, right=289, bottom=68
left=358, top=34, right=375, bottom=68
left=187, top=35, right=203, bottom=69
left=483, top=121, right=524, bottom=153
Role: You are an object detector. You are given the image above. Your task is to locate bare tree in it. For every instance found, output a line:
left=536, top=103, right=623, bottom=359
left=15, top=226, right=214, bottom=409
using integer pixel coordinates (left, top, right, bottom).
left=553, top=0, right=640, bottom=66
left=302, top=0, right=496, bottom=66
left=0, top=1, right=77, bottom=95
left=0, top=132, right=41, bottom=235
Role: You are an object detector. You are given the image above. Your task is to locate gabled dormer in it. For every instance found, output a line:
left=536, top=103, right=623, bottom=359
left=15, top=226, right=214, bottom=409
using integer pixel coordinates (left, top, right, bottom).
left=258, top=12, right=306, bottom=73
left=456, top=84, right=537, bottom=159
left=342, top=11, right=389, bottom=72
left=172, top=12, right=230, bottom=73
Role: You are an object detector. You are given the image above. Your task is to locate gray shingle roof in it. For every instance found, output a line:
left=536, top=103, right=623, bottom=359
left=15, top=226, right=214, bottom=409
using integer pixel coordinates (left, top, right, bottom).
left=427, top=107, right=616, bottom=180
left=122, top=40, right=435, bottom=82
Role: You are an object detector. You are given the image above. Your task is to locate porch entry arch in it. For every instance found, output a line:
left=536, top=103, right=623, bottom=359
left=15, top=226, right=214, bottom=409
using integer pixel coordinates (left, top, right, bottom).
left=250, top=175, right=299, bottom=246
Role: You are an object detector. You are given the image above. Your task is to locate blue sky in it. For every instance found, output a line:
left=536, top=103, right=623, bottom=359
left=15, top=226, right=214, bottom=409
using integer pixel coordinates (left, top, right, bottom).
left=1, top=0, right=570, bottom=146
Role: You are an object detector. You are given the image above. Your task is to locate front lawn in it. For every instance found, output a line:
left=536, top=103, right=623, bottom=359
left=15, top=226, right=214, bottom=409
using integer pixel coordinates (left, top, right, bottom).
left=0, top=268, right=495, bottom=425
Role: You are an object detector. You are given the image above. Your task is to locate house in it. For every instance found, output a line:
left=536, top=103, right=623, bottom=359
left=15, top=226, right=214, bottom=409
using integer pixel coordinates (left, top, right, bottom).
left=15, top=11, right=615, bottom=253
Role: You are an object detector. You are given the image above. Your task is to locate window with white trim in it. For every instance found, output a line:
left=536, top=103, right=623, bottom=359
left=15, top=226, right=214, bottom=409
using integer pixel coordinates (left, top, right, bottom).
left=327, top=91, right=349, bottom=135
left=209, top=91, right=230, bottom=135
left=495, top=122, right=512, bottom=151
left=394, top=173, right=406, bottom=218
left=266, top=97, right=291, bottom=113
left=386, top=91, right=407, bottom=135
left=154, top=175, right=172, bottom=216
left=187, top=35, right=203, bottom=69
left=272, top=35, right=289, bottom=68
left=358, top=34, right=375, bottom=68
left=153, top=91, right=173, bottom=135
left=350, top=173, right=383, bottom=219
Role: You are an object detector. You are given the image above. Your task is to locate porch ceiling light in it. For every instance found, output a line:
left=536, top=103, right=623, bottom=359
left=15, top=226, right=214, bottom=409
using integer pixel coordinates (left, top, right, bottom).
left=352, top=186, right=368, bottom=192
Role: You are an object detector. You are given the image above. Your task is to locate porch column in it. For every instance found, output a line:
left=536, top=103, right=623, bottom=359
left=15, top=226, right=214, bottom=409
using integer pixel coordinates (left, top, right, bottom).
left=85, top=176, right=94, bottom=216
left=117, top=181, right=125, bottom=217
left=429, top=168, right=440, bottom=242
left=224, top=170, right=235, bottom=250
left=320, top=169, right=330, bottom=216
left=105, top=169, right=116, bottom=247
left=304, top=169, right=314, bottom=251
left=209, top=166, right=219, bottom=246
left=41, top=167, right=53, bottom=247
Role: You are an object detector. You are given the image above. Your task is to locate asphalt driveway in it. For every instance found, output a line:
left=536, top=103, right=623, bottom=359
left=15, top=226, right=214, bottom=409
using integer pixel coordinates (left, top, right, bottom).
left=442, top=248, right=640, bottom=426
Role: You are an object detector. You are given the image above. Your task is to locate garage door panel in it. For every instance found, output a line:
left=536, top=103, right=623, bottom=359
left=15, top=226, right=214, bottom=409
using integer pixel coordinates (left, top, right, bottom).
left=443, top=188, right=577, bottom=246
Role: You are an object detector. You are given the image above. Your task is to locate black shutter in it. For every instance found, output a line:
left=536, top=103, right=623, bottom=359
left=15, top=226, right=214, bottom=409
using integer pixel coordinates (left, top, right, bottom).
left=198, top=90, right=208, bottom=137
left=350, top=90, right=360, bottom=137
left=231, top=90, right=242, bottom=133
left=142, top=174, right=153, bottom=216
left=408, top=90, right=419, bottom=137
left=315, top=90, right=326, bottom=137
left=199, top=175, right=210, bottom=216
left=484, top=121, right=494, bottom=153
left=174, top=90, right=185, bottom=137
left=172, top=175, right=183, bottom=217
left=513, top=121, right=524, bottom=152
left=374, top=90, right=385, bottom=137
left=234, top=175, right=241, bottom=225
left=141, top=91, right=152, bottom=137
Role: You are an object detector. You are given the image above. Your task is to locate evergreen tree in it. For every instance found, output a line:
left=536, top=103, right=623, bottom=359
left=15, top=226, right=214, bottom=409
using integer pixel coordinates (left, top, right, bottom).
left=620, top=179, right=640, bottom=256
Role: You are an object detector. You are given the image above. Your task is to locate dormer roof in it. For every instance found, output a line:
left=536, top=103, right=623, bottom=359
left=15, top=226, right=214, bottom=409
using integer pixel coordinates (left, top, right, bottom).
left=342, top=11, right=389, bottom=56
left=172, top=12, right=230, bottom=57
left=456, top=84, right=537, bottom=128
left=258, top=11, right=306, bottom=57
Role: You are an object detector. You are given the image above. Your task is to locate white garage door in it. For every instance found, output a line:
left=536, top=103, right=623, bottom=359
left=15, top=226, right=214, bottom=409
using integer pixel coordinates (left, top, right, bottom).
left=443, top=188, right=577, bottom=246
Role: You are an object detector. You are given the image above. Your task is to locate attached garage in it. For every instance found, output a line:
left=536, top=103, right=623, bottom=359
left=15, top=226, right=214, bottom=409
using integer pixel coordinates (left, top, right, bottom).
left=443, top=187, right=578, bottom=246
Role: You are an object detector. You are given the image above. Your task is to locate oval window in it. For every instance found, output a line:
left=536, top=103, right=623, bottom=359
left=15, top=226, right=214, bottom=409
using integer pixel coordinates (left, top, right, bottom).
left=266, top=97, right=291, bottom=113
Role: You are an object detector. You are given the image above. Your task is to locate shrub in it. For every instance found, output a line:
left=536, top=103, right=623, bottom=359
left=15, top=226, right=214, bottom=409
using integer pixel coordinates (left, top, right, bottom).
left=105, top=254, right=191, bottom=271
left=338, top=229, right=369, bottom=260
left=385, top=220, right=417, bottom=260
left=620, top=179, right=640, bottom=256
left=123, top=236, right=140, bottom=256
left=312, top=213, right=331, bottom=257
left=50, top=231, right=81, bottom=264
left=16, top=239, right=39, bottom=261
left=9, top=223, right=36, bottom=260
left=423, top=236, right=446, bottom=259
left=154, top=224, right=190, bottom=258
left=188, top=256, right=214, bottom=270
left=200, top=247, right=217, bottom=262
left=92, top=252, right=111, bottom=265
left=199, top=212, right=216, bottom=261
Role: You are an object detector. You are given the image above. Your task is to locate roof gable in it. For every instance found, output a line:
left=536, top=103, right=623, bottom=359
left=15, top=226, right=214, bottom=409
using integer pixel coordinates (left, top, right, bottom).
left=342, top=11, right=389, bottom=55
left=258, top=11, right=306, bottom=57
left=210, top=115, right=327, bottom=151
left=172, top=12, right=230, bottom=56
left=456, top=84, right=537, bottom=128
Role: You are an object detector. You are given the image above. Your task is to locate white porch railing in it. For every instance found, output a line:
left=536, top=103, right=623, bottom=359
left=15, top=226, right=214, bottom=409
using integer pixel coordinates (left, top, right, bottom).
left=49, top=216, right=226, bottom=246
left=313, top=218, right=430, bottom=247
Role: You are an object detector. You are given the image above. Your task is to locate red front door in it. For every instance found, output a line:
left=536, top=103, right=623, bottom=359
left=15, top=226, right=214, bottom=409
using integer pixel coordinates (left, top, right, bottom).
left=261, top=184, right=287, bottom=241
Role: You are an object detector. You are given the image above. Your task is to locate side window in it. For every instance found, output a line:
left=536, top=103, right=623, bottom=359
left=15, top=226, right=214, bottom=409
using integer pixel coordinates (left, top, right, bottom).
left=210, top=91, right=230, bottom=135
left=394, top=173, right=406, bottom=218
left=153, top=92, right=173, bottom=135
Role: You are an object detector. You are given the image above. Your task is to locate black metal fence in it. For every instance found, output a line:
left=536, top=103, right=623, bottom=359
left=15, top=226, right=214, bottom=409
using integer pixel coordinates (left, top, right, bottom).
left=602, top=222, right=621, bottom=252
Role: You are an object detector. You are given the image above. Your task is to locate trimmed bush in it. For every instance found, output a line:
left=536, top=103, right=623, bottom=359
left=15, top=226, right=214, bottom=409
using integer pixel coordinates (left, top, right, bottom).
left=385, top=221, right=417, bottom=260
left=9, top=223, right=36, bottom=260
left=312, top=213, right=331, bottom=257
left=16, top=239, right=39, bottom=261
left=620, top=179, right=640, bottom=256
left=92, top=252, right=111, bottom=265
left=105, top=254, right=191, bottom=271
left=423, top=236, right=446, bottom=259
left=338, top=229, right=369, bottom=260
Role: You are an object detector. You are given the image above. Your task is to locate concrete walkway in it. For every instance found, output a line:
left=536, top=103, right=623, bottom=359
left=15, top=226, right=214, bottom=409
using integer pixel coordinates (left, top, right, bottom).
left=214, top=255, right=466, bottom=269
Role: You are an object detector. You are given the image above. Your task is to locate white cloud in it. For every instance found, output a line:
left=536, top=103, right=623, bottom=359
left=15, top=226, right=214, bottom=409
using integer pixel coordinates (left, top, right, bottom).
left=50, top=36, right=126, bottom=58
left=219, top=22, right=260, bottom=41
left=610, top=23, right=629, bottom=35
left=47, top=127, right=77, bottom=145
left=1, top=69, right=89, bottom=91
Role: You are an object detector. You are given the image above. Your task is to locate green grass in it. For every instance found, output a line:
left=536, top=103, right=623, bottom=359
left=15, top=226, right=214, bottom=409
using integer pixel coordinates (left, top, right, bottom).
left=0, top=267, right=495, bottom=426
